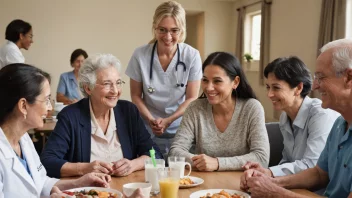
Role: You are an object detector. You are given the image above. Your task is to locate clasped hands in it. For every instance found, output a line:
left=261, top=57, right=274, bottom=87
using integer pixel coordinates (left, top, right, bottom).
left=84, top=159, right=135, bottom=177
left=240, top=161, right=280, bottom=197
left=148, top=117, right=171, bottom=135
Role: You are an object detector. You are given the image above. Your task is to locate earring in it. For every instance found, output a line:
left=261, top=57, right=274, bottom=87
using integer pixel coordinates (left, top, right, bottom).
left=23, top=114, right=27, bottom=120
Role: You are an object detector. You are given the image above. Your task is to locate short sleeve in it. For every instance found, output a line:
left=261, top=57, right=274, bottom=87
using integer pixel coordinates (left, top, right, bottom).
left=317, top=131, right=331, bottom=172
left=125, top=49, right=143, bottom=82
left=57, top=74, right=67, bottom=94
left=187, top=50, right=202, bottom=81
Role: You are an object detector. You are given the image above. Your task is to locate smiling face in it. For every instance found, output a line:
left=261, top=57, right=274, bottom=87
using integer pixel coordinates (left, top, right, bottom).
left=265, top=73, right=302, bottom=112
left=155, top=16, right=180, bottom=51
left=25, top=78, right=52, bottom=129
left=313, top=51, right=347, bottom=110
left=19, top=29, right=33, bottom=50
left=201, top=64, right=239, bottom=106
left=86, top=66, right=121, bottom=110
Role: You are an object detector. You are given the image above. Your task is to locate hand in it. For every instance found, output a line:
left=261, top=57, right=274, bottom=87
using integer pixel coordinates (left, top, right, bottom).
left=123, top=188, right=147, bottom=198
left=242, top=161, right=273, bottom=177
left=76, top=172, right=111, bottom=188
left=81, top=160, right=113, bottom=175
left=153, top=117, right=171, bottom=135
left=147, top=118, right=163, bottom=135
left=50, top=186, right=64, bottom=198
left=246, top=170, right=280, bottom=198
left=240, top=169, right=256, bottom=191
left=111, top=158, right=135, bottom=177
left=191, top=154, right=219, bottom=171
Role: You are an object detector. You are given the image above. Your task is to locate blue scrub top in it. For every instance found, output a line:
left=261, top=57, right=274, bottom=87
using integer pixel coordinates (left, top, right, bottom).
left=57, top=71, right=82, bottom=100
left=317, top=116, right=352, bottom=198
left=15, top=144, right=32, bottom=178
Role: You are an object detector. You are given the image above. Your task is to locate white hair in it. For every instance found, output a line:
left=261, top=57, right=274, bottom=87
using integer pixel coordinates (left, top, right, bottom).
left=320, top=39, right=352, bottom=76
left=78, top=53, right=121, bottom=97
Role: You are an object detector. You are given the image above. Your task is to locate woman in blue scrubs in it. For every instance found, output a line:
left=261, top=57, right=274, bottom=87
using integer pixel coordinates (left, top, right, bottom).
left=56, top=49, right=88, bottom=105
left=125, top=1, right=202, bottom=157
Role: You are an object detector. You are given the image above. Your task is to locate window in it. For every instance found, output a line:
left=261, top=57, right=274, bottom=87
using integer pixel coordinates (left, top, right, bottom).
left=250, top=14, right=261, bottom=60
left=346, top=0, right=352, bottom=38
left=244, top=11, right=262, bottom=61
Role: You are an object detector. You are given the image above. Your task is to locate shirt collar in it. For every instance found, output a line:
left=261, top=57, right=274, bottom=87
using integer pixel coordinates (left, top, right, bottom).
left=292, top=96, right=312, bottom=129
left=68, top=71, right=76, bottom=80
left=280, top=96, right=312, bottom=130
left=89, top=100, right=116, bottom=135
left=7, top=40, right=21, bottom=51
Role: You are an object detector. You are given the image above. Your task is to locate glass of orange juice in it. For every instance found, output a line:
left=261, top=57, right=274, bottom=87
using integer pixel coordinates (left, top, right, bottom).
left=157, top=167, right=180, bottom=198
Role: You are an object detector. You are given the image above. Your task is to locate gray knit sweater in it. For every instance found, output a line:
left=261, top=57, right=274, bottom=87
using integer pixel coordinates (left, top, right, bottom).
left=169, top=98, right=270, bottom=171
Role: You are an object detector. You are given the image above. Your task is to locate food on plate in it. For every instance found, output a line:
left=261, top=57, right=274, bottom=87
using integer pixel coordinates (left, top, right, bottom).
left=179, top=177, right=195, bottom=185
left=62, top=189, right=118, bottom=198
left=200, top=190, right=245, bottom=198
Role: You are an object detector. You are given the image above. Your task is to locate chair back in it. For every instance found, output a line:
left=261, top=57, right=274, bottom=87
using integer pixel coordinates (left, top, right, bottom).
left=266, top=122, right=284, bottom=167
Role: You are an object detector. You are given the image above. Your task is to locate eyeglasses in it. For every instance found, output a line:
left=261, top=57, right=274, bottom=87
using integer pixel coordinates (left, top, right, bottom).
left=96, top=80, right=125, bottom=90
left=313, top=73, right=327, bottom=84
left=25, top=34, right=33, bottom=39
left=36, top=97, right=51, bottom=107
left=155, top=27, right=181, bottom=36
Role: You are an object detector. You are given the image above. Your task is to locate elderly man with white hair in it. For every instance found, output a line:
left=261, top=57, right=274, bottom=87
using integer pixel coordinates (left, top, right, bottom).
left=240, top=39, right=352, bottom=198
left=41, top=54, right=163, bottom=179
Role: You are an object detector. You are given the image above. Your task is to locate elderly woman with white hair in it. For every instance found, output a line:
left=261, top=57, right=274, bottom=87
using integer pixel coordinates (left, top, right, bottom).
left=41, top=54, right=163, bottom=179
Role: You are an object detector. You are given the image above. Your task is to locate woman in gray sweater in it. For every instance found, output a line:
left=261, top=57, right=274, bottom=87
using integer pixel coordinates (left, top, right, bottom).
left=169, top=52, right=269, bottom=171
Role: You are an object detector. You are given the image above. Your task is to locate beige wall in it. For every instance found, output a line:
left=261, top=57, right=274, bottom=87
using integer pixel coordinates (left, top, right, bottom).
left=0, top=0, right=323, bottom=121
left=232, top=0, right=322, bottom=121
left=0, top=0, right=233, bottom=101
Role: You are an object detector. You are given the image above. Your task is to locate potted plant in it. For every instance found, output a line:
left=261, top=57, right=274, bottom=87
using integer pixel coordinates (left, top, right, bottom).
left=243, top=53, right=253, bottom=63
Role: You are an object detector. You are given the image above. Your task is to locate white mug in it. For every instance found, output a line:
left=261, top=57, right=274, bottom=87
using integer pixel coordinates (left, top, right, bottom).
left=123, top=183, right=151, bottom=197
left=168, top=156, right=192, bottom=178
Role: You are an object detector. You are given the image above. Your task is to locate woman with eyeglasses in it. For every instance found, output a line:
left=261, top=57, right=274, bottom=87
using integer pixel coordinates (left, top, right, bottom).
left=0, top=19, right=33, bottom=69
left=125, top=1, right=202, bottom=158
left=0, top=63, right=112, bottom=197
left=56, top=49, right=88, bottom=105
left=41, top=54, right=163, bottom=178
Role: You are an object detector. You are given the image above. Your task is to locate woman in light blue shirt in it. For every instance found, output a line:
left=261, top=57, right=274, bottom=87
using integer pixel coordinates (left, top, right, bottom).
left=243, top=56, right=339, bottom=177
left=56, top=49, right=88, bottom=105
left=125, top=1, right=202, bottom=157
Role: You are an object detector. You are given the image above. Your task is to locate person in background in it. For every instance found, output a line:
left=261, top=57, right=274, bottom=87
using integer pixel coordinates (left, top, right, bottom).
left=169, top=52, right=269, bottom=171
left=125, top=1, right=202, bottom=157
left=240, top=39, right=352, bottom=198
left=0, top=19, right=33, bottom=69
left=0, top=63, right=111, bottom=197
left=242, top=56, right=339, bottom=177
left=56, top=49, right=88, bottom=104
left=41, top=54, right=163, bottom=179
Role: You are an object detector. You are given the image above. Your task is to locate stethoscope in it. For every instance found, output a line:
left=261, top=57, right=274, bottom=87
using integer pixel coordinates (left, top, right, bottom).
left=147, top=41, right=186, bottom=94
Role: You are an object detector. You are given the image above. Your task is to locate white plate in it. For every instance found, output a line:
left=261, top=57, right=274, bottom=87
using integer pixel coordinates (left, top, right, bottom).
left=179, top=176, right=204, bottom=189
left=189, top=189, right=250, bottom=198
left=64, top=187, right=123, bottom=198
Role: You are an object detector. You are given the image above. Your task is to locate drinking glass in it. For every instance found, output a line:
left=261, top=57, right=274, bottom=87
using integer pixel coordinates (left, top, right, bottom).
left=157, top=167, right=180, bottom=198
left=144, top=158, right=165, bottom=195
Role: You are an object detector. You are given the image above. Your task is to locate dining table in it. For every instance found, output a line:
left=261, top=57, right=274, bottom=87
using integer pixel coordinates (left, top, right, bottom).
left=104, top=170, right=322, bottom=198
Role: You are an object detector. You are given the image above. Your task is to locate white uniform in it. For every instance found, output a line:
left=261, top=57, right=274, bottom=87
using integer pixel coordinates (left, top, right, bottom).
left=0, top=128, right=59, bottom=198
left=125, top=43, right=202, bottom=153
left=0, top=41, right=25, bottom=69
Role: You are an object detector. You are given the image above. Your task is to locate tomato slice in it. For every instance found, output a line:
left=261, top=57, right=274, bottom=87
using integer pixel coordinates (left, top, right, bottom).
left=62, top=191, right=75, bottom=196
